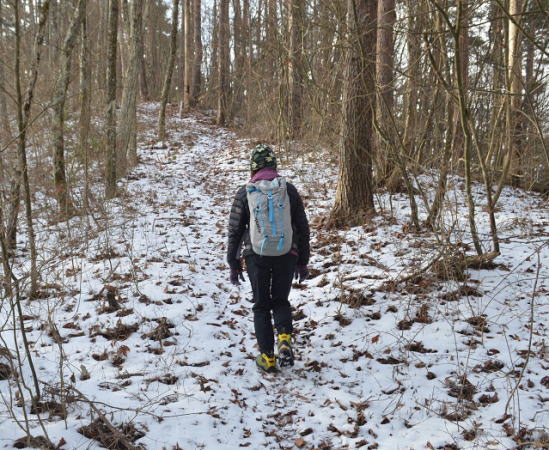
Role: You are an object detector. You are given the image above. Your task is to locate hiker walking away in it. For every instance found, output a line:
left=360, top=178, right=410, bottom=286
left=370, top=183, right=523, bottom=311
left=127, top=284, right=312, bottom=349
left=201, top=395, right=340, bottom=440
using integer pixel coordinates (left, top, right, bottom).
left=227, top=145, right=310, bottom=373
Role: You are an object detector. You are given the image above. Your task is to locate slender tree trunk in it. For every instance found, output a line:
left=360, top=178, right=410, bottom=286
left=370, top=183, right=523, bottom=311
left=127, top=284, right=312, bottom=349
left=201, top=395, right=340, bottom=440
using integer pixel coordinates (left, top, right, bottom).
left=402, top=0, right=420, bottom=155
left=105, top=0, right=118, bottom=199
left=191, top=0, right=202, bottom=106
left=118, top=0, right=129, bottom=82
left=183, top=0, right=193, bottom=110
left=266, top=0, right=277, bottom=75
left=287, top=0, right=304, bottom=139
left=216, top=0, right=230, bottom=126
left=209, top=0, right=219, bottom=106
left=0, top=0, right=11, bottom=141
left=14, top=0, right=51, bottom=297
left=79, top=14, right=91, bottom=209
left=375, top=0, right=395, bottom=183
left=451, top=0, right=468, bottom=162
left=52, top=0, right=86, bottom=217
left=425, top=9, right=452, bottom=228
left=0, top=0, right=17, bottom=253
left=232, top=0, right=243, bottom=118
left=138, top=0, right=150, bottom=101
left=242, top=0, right=251, bottom=121
left=506, top=0, right=523, bottom=184
left=3, top=0, right=17, bottom=252
left=158, top=0, right=180, bottom=140
left=426, top=94, right=454, bottom=228
left=454, top=1, right=482, bottom=255
left=330, top=0, right=377, bottom=227
left=120, top=0, right=143, bottom=170
left=0, top=203, right=12, bottom=295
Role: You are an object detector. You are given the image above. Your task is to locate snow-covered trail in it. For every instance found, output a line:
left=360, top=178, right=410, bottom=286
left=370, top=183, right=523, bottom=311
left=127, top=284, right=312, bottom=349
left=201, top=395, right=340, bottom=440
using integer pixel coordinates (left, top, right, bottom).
left=120, top=108, right=373, bottom=448
left=1, top=104, right=547, bottom=449
left=0, top=105, right=375, bottom=449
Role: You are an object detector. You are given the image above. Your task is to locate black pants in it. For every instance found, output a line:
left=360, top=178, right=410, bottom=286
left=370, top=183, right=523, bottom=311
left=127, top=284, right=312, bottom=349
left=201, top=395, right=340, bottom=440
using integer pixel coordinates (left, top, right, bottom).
left=245, top=252, right=297, bottom=354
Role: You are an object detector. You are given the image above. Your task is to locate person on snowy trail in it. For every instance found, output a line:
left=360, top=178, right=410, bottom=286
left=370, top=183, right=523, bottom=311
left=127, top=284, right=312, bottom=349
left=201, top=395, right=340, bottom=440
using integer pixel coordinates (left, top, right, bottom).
left=227, top=144, right=310, bottom=373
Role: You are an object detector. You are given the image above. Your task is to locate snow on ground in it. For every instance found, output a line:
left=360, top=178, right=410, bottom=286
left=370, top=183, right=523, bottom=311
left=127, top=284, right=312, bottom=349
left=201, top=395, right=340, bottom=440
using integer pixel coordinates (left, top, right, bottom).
left=0, top=104, right=547, bottom=449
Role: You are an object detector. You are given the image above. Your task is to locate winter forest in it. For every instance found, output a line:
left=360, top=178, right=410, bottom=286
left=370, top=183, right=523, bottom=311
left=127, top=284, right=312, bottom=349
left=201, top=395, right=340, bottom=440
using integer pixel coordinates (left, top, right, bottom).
left=0, top=0, right=548, bottom=448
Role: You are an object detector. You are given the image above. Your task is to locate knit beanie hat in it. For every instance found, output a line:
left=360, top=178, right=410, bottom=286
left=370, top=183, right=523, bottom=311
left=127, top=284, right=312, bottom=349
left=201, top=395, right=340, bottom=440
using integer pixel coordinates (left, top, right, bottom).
left=250, top=144, right=277, bottom=172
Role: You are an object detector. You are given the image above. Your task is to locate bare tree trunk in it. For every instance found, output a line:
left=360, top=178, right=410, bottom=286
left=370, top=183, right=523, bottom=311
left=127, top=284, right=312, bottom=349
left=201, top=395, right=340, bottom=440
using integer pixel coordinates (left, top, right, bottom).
left=265, top=0, right=277, bottom=75
left=79, top=13, right=91, bottom=209
left=191, top=0, right=202, bottom=106
left=451, top=0, right=468, bottom=162
left=14, top=0, right=51, bottom=297
left=0, top=0, right=17, bottom=253
left=374, top=0, right=395, bottom=182
left=287, top=0, right=304, bottom=139
left=0, top=203, right=13, bottom=296
left=105, top=0, right=118, bottom=199
left=120, top=0, right=143, bottom=170
left=506, top=0, right=523, bottom=184
left=138, top=0, right=150, bottom=101
left=209, top=0, right=219, bottom=106
left=158, top=0, right=180, bottom=140
left=3, top=0, right=18, bottom=252
left=425, top=9, right=453, bottom=228
left=183, top=0, right=193, bottom=110
left=216, top=0, right=230, bottom=126
left=232, top=0, right=244, bottom=118
left=329, top=0, right=377, bottom=227
left=402, top=0, right=420, bottom=155
left=118, top=0, right=129, bottom=82
left=453, top=1, right=482, bottom=255
left=0, top=0, right=11, bottom=141
left=52, top=0, right=86, bottom=217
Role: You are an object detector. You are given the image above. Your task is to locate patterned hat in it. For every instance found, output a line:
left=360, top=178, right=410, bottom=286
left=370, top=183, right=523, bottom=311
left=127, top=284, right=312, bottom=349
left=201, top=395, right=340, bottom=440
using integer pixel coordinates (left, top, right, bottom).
left=250, top=144, right=277, bottom=172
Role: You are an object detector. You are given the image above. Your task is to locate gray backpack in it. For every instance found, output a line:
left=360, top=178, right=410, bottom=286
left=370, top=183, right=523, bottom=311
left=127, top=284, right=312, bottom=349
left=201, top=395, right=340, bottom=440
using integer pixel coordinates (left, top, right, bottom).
left=246, top=177, right=293, bottom=256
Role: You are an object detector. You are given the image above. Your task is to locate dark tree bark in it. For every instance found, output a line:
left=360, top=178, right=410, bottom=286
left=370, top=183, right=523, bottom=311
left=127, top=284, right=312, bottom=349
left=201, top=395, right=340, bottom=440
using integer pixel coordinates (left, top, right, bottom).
left=158, top=0, right=180, bottom=140
left=232, top=0, right=244, bottom=117
left=79, top=13, right=91, bottom=209
left=191, top=0, right=202, bottom=106
left=288, top=0, right=304, bottom=139
left=105, top=0, right=118, bottom=199
left=138, top=1, right=150, bottom=101
left=330, top=0, right=377, bottom=227
left=183, top=0, right=193, bottom=110
left=216, top=0, right=230, bottom=125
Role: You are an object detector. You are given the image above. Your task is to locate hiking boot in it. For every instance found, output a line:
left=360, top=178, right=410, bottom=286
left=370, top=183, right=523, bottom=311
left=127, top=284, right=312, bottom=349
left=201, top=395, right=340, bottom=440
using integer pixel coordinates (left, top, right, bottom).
left=277, top=333, right=294, bottom=367
left=256, top=352, right=277, bottom=373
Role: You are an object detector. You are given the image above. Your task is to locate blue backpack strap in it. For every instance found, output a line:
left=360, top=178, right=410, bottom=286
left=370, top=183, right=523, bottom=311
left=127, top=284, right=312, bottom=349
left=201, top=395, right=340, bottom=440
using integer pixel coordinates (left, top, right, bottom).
left=260, top=236, right=268, bottom=256
left=267, top=191, right=276, bottom=236
left=276, top=202, right=285, bottom=250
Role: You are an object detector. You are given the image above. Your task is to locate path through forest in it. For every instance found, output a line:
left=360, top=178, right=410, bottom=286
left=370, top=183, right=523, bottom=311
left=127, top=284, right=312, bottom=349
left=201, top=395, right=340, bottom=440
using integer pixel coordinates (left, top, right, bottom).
left=1, top=104, right=547, bottom=450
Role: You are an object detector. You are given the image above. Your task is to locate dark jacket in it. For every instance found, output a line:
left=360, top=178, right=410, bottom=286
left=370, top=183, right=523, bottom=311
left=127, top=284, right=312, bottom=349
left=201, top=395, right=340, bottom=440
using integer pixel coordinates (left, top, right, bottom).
left=227, top=182, right=310, bottom=270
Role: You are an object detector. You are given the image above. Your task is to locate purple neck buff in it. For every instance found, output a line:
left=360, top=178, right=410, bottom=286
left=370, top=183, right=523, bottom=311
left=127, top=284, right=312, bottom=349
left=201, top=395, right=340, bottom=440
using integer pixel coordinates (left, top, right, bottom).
left=250, top=167, right=280, bottom=183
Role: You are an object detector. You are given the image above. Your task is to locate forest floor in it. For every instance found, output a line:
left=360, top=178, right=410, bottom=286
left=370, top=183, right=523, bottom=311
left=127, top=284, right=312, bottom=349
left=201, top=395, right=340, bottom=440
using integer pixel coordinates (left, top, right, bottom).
left=0, top=104, right=548, bottom=450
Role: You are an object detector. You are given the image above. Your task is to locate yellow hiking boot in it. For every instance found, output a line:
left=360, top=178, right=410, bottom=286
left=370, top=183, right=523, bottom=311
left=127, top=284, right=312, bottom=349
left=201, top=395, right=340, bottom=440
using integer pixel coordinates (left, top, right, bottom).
left=256, top=352, right=277, bottom=373
left=277, top=333, right=294, bottom=367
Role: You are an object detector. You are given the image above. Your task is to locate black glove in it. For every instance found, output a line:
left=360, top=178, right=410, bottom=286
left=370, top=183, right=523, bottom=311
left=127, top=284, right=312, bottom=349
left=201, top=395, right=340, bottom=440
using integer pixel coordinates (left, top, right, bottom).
left=294, top=265, right=309, bottom=283
left=230, top=269, right=245, bottom=286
